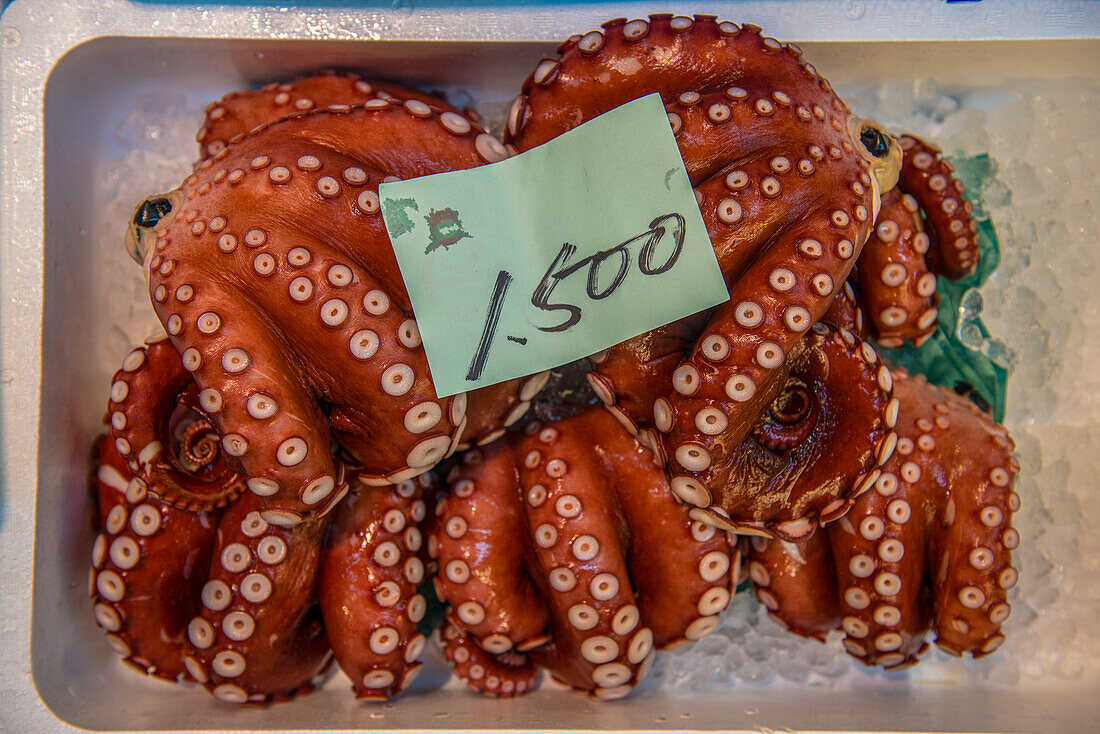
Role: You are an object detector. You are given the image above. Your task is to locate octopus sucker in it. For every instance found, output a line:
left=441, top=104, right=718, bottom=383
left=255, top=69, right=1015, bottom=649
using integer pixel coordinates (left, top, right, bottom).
left=433, top=408, right=735, bottom=699
left=509, top=14, right=902, bottom=534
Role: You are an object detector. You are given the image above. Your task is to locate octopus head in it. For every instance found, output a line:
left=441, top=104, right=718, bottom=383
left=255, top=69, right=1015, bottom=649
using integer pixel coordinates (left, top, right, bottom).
left=848, top=117, right=903, bottom=221
left=125, top=189, right=182, bottom=268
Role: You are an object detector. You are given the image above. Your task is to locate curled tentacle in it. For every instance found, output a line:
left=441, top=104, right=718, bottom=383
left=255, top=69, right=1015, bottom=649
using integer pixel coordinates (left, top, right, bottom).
left=93, top=340, right=334, bottom=703
left=897, top=134, right=979, bottom=279
left=856, top=133, right=979, bottom=346
left=107, top=338, right=245, bottom=511
left=747, top=369, right=1019, bottom=668
left=682, top=322, right=895, bottom=539
left=441, top=621, right=540, bottom=698
left=319, top=473, right=431, bottom=700
left=511, top=15, right=903, bottom=531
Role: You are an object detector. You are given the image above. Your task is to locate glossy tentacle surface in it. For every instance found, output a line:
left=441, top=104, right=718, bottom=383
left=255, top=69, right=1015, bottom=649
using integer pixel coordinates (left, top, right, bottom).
left=135, top=92, right=519, bottom=526
left=431, top=408, right=737, bottom=699
left=92, top=340, right=334, bottom=704
left=190, top=73, right=546, bottom=450
left=856, top=133, right=980, bottom=346
left=196, top=73, right=465, bottom=160
left=509, top=15, right=902, bottom=530
left=856, top=188, right=940, bottom=347
left=897, top=134, right=979, bottom=279
left=747, top=370, right=1019, bottom=668
left=319, top=473, right=431, bottom=700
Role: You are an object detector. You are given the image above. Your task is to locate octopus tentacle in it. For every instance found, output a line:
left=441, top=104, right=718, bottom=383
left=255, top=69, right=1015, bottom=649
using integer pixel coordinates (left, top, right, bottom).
left=152, top=279, right=344, bottom=525
left=746, top=534, right=839, bottom=640
left=183, top=492, right=333, bottom=704
left=434, top=445, right=552, bottom=653
left=319, top=473, right=430, bottom=700
left=441, top=621, right=540, bottom=698
left=197, top=72, right=465, bottom=161
left=856, top=189, right=940, bottom=347
left=897, top=135, right=979, bottom=279
left=435, top=409, right=737, bottom=700
left=594, top=410, right=738, bottom=647
left=515, top=417, right=651, bottom=699
left=107, top=339, right=245, bottom=510
left=91, top=433, right=222, bottom=682
left=661, top=189, right=880, bottom=503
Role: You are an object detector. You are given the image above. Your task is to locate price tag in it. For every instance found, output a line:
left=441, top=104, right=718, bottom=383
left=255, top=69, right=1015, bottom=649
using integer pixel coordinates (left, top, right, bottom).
left=380, top=94, right=729, bottom=398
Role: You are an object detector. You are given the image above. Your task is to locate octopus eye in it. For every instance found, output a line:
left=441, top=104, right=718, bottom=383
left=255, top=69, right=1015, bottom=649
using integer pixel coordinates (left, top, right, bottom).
left=126, top=190, right=180, bottom=265
left=860, top=126, right=890, bottom=158
left=134, top=197, right=174, bottom=228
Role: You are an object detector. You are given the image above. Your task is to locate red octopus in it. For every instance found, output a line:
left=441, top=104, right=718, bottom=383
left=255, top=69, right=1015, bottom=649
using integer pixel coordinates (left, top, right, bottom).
left=122, top=75, right=547, bottom=529
left=90, top=338, right=433, bottom=703
left=855, top=134, right=982, bottom=347
left=507, top=14, right=905, bottom=537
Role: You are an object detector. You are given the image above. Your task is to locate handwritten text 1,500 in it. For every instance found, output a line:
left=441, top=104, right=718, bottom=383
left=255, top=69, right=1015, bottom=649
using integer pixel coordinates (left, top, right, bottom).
left=465, top=212, right=687, bottom=381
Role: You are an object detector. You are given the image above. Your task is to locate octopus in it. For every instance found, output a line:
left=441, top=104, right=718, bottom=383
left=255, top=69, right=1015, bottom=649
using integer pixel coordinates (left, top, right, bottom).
left=122, top=74, right=547, bottom=529
left=91, top=337, right=433, bottom=703
left=89, top=16, right=1021, bottom=708
left=506, top=14, right=906, bottom=537
left=430, top=407, right=740, bottom=699
left=854, top=134, right=981, bottom=347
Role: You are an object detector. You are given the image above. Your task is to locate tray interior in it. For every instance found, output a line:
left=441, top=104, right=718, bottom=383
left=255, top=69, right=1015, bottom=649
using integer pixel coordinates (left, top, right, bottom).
left=32, top=33, right=1100, bottom=732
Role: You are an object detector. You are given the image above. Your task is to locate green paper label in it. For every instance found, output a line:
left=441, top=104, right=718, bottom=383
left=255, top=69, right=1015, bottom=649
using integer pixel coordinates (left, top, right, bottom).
left=381, top=94, right=729, bottom=398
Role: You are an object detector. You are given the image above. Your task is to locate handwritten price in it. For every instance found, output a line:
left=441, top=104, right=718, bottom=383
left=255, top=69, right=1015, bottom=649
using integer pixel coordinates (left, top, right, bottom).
left=466, top=213, right=686, bottom=381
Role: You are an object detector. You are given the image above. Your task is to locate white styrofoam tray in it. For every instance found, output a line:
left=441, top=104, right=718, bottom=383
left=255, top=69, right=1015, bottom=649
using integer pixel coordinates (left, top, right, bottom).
left=2, top=1, right=1099, bottom=732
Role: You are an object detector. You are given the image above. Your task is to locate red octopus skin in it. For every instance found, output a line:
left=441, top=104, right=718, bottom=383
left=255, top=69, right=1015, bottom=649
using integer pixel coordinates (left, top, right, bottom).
left=319, top=473, right=431, bottom=700
left=898, top=135, right=980, bottom=279
left=507, top=15, right=904, bottom=535
left=91, top=339, right=333, bottom=704
left=431, top=408, right=738, bottom=700
left=856, top=188, right=941, bottom=348
left=92, top=338, right=447, bottom=704
left=196, top=73, right=468, bottom=160
left=128, top=89, right=520, bottom=529
left=747, top=368, right=1020, bottom=669
left=186, top=73, right=550, bottom=450
left=856, top=133, right=980, bottom=346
